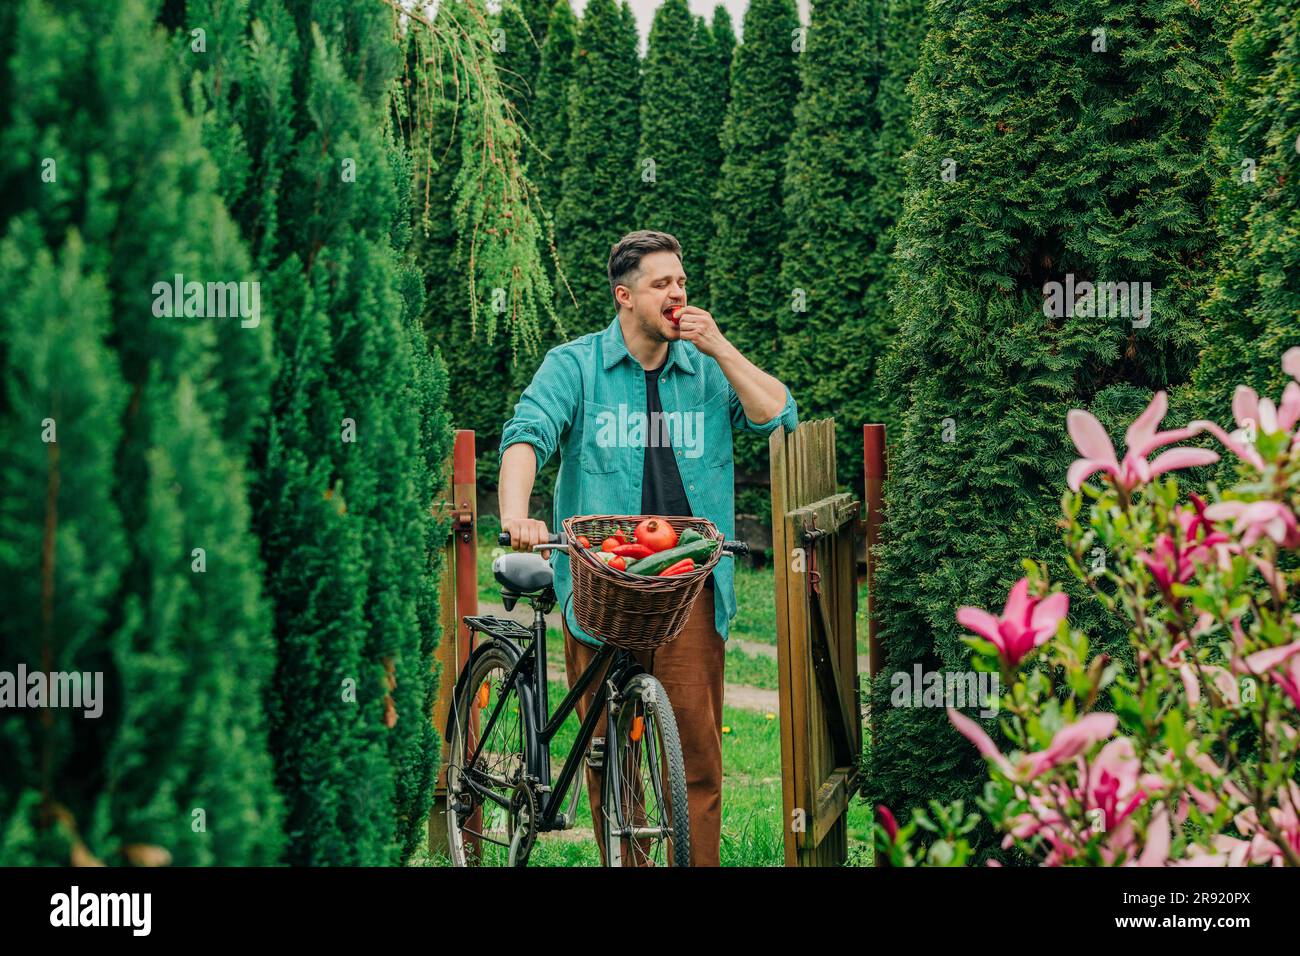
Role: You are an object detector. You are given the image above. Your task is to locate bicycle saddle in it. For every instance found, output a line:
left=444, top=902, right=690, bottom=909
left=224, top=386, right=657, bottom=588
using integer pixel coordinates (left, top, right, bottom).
left=492, top=552, right=554, bottom=594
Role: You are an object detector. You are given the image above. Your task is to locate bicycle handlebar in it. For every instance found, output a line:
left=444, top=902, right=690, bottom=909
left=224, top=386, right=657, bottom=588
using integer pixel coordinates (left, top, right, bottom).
left=496, top=530, right=749, bottom=556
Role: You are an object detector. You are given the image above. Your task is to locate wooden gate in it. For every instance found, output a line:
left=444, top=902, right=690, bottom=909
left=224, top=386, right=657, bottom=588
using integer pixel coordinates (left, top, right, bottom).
left=770, top=419, right=863, bottom=866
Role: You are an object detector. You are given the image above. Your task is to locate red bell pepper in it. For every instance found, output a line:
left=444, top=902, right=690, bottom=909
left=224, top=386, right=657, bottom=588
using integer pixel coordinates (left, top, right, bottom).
left=658, top=558, right=696, bottom=577
left=612, top=543, right=654, bottom=560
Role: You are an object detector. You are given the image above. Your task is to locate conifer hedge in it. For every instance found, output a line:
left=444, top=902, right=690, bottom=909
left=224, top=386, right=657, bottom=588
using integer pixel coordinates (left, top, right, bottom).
left=1191, top=0, right=1300, bottom=431
left=867, top=0, right=1237, bottom=850
left=0, top=0, right=280, bottom=865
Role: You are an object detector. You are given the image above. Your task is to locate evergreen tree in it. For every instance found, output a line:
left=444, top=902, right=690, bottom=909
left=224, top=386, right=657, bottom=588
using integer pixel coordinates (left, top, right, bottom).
left=867, top=0, right=1235, bottom=852
left=183, top=0, right=451, bottom=864
left=409, top=3, right=519, bottom=448
left=776, top=0, right=887, bottom=494
left=867, top=0, right=927, bottom=428
left=496, top=0, right=552, bottom=133
left=706, top=0, right=800, bottom=488
left=555, top=0, right=641, bottom=328
left=635, top=0, right=723, bottom=307
left=0, top=0, right=280, bottom=864
left=711, top=4, right=735, bottom=105
left=1192, top=0, right=1300, bottom=429
left=530, top=0, right=579, bottom=222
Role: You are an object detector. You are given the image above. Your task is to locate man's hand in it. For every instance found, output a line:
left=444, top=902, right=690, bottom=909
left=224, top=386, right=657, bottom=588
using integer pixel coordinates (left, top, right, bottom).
left=502, top=516, right=554, bottom=559
left=676, top=306, right=732, bottom=359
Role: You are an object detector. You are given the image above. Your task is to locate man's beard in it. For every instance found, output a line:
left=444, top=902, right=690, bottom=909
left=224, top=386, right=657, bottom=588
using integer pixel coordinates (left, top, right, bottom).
left=637, top=307, right=672, bottom=344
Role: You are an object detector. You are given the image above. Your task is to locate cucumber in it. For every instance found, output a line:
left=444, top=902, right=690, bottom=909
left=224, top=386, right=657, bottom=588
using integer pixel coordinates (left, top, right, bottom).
left=626, top=536, right=718, bottom=576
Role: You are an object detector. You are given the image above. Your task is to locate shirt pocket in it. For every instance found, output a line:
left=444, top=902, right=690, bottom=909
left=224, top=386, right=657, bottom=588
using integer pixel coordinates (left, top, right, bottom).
left=580, top=402, right=623, bottom=475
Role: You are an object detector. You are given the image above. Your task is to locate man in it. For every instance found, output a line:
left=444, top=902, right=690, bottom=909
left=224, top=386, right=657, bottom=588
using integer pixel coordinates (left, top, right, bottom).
left=497, top=230, right=798, bottom=866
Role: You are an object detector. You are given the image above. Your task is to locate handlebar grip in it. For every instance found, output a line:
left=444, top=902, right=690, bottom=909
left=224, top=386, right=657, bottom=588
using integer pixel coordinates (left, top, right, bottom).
left=722, top=540, right=749, bottom=555
left=497, top=530, right=564, bottom=548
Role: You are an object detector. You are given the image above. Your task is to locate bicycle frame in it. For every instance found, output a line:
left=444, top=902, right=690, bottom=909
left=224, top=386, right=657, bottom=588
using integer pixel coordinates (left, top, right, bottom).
left=459, top=595, right=645, bottom=834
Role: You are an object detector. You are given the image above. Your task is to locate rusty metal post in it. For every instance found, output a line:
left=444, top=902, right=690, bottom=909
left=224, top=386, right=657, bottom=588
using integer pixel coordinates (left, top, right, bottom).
left=429, top=429, right=479, bottom=857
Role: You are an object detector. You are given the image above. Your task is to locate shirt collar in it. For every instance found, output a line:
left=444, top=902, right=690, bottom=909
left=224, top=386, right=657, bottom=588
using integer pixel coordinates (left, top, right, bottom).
left=600, top=313, right=696, bottom=375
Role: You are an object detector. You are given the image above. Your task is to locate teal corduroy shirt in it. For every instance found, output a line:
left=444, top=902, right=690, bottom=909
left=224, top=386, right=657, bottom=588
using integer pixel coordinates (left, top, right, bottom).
left=498, top=313, right=799, bottom=647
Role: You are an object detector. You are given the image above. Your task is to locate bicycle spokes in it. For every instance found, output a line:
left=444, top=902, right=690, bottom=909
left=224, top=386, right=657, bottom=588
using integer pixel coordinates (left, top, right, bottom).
left=608, top=698, right=676, bottom=866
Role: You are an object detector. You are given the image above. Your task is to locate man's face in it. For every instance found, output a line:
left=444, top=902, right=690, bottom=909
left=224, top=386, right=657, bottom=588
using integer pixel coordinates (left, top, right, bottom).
left=618, top=250, right=686, bottom=343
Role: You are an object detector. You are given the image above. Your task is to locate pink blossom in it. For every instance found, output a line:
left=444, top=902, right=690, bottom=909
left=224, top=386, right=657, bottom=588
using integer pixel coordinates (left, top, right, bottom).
left=1192, top=374, right=1300, bottom=469
left=1138, top=502, right=1228, bottom=600
left=1272, top=656, right=1300, bottom=712
left=1284, top=347, right=1300, bottom=381
left=947, top=707, right=1116, bottom=782
left=1067, top=390, right=1219, bottom=493
left=876, top=804, right=899, bottom=843
left=956, top=578, right=1069, bottom=669
left=1163, top=640, right=1239, bottom=708
left=1204, top=500, right=1300, bottom=549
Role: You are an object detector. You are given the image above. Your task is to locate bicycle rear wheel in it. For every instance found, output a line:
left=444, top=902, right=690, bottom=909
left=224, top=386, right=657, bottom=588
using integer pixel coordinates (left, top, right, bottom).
left=601, top=673, right=691, bottom=867
left=446, top=639, right=536, bottom=866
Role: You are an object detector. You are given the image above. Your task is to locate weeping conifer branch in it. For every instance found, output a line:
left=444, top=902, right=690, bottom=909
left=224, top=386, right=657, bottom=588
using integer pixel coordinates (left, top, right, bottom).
left=383, top=0, right=573, bottom=359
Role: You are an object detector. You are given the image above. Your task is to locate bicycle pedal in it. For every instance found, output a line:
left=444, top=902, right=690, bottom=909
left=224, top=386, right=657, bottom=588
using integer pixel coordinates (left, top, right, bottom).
left=586, top=736, right=606, bottom=770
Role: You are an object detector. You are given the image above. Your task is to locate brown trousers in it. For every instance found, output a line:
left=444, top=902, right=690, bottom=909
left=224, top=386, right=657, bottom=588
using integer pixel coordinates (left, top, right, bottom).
left=561, top=586, right=726, bottom=866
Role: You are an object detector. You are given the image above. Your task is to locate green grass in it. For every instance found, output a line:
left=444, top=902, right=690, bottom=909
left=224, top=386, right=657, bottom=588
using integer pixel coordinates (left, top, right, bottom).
left=724, top=642, right=778, bottom=690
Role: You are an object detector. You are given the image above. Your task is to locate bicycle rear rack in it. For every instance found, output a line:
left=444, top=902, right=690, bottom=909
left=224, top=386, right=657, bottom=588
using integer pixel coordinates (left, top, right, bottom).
left=463, top=616, right=535, bottom=642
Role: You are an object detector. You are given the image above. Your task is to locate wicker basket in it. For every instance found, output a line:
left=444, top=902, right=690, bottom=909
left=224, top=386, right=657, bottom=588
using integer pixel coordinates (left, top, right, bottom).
left=563, top=514, right=723, bottom=651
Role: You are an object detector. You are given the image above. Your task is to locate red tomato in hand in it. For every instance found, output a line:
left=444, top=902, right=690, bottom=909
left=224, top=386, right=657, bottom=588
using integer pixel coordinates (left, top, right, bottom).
left=633, top=518, right=678, bottom=553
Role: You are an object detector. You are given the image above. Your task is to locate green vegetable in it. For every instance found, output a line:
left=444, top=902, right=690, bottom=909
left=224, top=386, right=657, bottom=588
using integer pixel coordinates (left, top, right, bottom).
left=677, top=528, right=704, bottom=547
left=626, top=536, right=718, bottom=576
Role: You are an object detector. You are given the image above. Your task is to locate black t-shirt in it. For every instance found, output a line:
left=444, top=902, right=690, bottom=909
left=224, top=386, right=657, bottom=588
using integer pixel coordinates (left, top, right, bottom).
left=641, top=355, right=714, bottom=590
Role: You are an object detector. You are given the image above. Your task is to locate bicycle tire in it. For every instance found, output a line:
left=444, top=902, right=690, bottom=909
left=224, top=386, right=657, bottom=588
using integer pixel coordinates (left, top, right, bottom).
left=445, top=639, right=536, bottom=866
left=601, top=673, right=692, bottom=867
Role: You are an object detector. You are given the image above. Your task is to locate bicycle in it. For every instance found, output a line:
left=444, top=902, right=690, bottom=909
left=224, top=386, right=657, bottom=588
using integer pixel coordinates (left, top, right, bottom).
left=442, top=528, right=748, bottom=867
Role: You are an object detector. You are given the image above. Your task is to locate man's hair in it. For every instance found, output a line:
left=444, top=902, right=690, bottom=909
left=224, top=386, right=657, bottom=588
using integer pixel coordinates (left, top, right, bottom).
left=607, top=230, right=682, bottom=305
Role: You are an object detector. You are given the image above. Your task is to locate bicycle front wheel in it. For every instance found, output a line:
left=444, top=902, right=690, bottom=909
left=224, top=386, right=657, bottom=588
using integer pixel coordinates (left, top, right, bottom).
left=601, top=673, right=691, bottom=867
left=446, top=639, right=536, bottom=866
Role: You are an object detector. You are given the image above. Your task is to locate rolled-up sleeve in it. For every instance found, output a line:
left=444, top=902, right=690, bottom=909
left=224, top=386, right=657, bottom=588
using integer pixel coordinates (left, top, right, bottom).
left=500, top=347, right=579, bottom=471
left=730, top=382, right=798, bottom=436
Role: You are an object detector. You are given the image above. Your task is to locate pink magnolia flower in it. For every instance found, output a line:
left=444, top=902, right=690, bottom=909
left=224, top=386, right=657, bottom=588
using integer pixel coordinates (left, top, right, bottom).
left=1067, top=390, right=1219, bottom=493
left=1192, top=352, right=1300, bottom=467
left=947, top=707, right=1117, bottom=781
left=1285, top=347, right=1300, bottom=381
left=876, top=804, right=899, bottom=843
left=956, top=578, right=1069, bottom=669
left=1272, top=656, right=1300, bottom=712
left=1139, top=499, right=1230, bottom=601
left=1163, top=640, right=1240, bottom=708
left=1232, top=639, right=1300, bottom=711
left=1203, top=500, right=1300, bottom=549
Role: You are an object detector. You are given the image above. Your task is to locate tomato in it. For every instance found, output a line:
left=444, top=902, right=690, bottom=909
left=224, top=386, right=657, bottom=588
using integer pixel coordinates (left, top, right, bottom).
left=608, top=555, right=627, bottom=571
left=668, top=306, right=684, bottom=326
left=600, top=535, right=625, bottom=553
left=577, top=535, right=592, bottom=549
left=633, top=518, right=678, bottom=554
